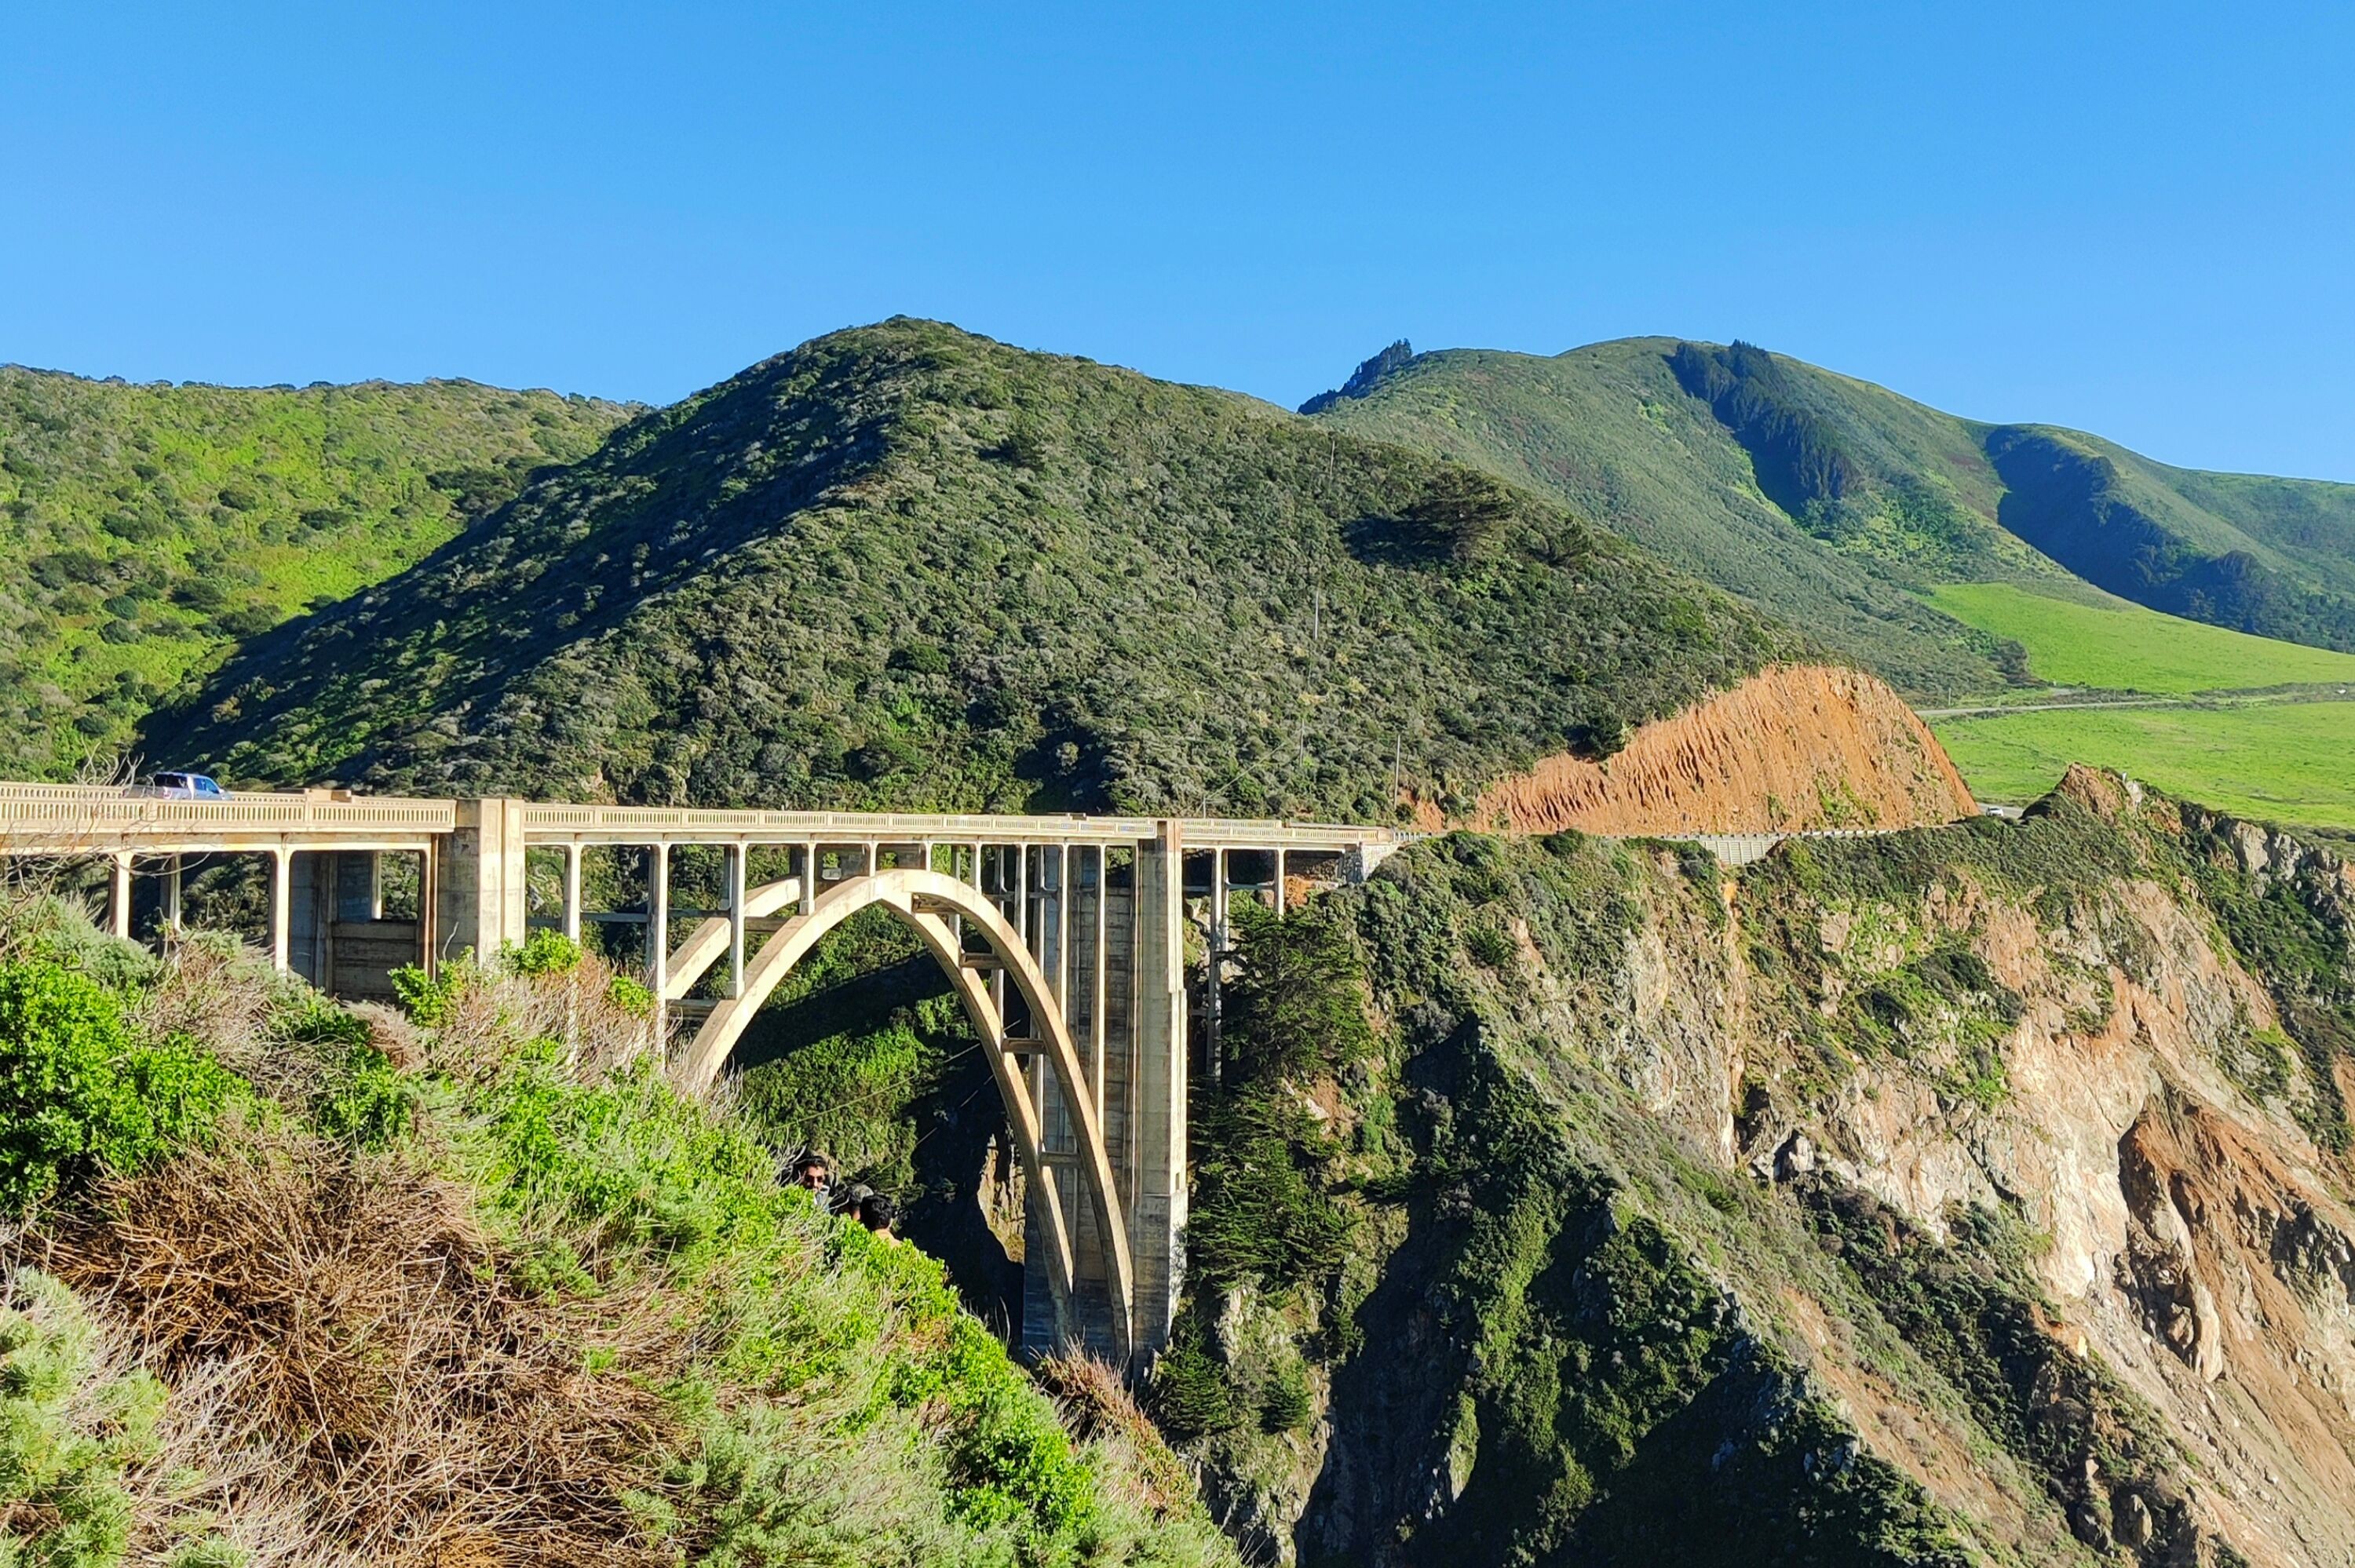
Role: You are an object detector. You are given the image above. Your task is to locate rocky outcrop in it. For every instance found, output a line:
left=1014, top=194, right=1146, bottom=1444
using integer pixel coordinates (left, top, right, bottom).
left=1722, top=780, right=2355, bottom=1566
left=1465, top=663, right=1977, bottom=835
left=1185, top=771, right=2355, bottom=1567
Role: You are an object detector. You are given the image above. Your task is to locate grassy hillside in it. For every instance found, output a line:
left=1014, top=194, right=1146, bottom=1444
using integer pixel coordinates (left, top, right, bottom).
left=1933, top=702, right=2355, bottom=823
left=1301, top=340, right=2017, bottom=699
left=1926, top=581, right=2355, bottom=695
left=0, top=368, right=633, bottom=777
left=0, top=897, right=1231, bottom=1566
left=1920, top=582, right=2355, bottom=822
left=147, top=319, right=1803, bottom=819
left=1309, top=336, right=2355, bottom=680
left=1988, top=425, right=2355, bottom=651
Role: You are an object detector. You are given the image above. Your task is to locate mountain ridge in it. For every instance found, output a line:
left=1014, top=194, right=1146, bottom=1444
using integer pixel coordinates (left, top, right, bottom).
left=1310, top=334, right=2355, bottom=684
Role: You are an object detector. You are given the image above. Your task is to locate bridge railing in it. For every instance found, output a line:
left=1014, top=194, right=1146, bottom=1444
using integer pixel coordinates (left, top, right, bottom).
left=0, top=786, right=458, bottom=846
left=516, top=801, right=1410, bottom=850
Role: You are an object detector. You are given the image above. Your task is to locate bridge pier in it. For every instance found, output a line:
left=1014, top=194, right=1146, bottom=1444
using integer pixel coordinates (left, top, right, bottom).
left=107, top=852, right=132, bottom=940
left=561, top=841, right=583, bottom=943
left=432, top=797, right=530, bottom=968
left=644, top=841, right=670, bottom=1034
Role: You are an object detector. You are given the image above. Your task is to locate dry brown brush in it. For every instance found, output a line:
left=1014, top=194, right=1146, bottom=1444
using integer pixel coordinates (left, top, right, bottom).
left=39, top=1121, right=688, bottom=1567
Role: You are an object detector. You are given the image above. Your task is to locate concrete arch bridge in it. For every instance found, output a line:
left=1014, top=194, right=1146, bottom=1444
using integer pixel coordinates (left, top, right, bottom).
left=0, top=785, right=1404, bottom=1360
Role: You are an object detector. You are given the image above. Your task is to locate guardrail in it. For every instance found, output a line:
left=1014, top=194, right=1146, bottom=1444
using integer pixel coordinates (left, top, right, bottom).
left=0, top=786, right=457, bottom=848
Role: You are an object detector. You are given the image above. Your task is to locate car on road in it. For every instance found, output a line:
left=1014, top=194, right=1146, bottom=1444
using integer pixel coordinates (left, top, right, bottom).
left=149, top=771, right=230, bottom=799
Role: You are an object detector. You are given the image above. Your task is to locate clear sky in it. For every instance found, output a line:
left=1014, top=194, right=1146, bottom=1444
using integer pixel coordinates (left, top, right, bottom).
left=4, top=2, right=2350, bottom=479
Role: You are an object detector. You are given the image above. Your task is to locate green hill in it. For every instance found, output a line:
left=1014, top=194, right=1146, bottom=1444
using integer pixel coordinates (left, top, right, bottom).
left=1984, top=424, right=2355, bottom=650
left=1306, top=336, right=2355, bottom=686
left=148, top=319, right=1802, bottom=818
left=1298, top=338, right=2021, bottom=699
left=0, top=368, right=633, bottom=777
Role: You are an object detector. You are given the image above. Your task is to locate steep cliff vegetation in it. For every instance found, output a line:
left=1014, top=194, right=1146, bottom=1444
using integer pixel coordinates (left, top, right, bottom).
left=1159, top=770, right=2355, bottom=1566
left=0, top=368, right=632, bottom=775
left=145, top=319, right=1802, bottom=819
left=0, top=896, right=1230, bottom=1567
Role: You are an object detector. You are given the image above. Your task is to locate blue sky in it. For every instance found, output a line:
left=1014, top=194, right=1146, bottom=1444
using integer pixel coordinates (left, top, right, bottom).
left=4, top=2, right=2350, bottom=478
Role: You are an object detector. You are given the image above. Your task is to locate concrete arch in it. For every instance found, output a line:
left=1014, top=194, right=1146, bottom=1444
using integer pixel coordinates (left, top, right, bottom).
left=675, top=867, right=1134, bottom=1357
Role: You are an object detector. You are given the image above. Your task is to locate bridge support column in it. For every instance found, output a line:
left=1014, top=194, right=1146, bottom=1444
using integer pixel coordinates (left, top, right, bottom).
left=107, top=853, right=132, bottom=941
left=160, top=856, right=181, bottom=936
left=645, top=842, right=670, bottom=1038
left=725, top=844, right=747, bottom=998
left=1128, top=822, right=1188, bottom=1355
left=1204, top=848, right=1228, bottom=1085
left=433, top=798, right=529, bottom=967
left=268, top=845, right=292, bottom=972
left=1092, top=846, right=1108, bottom=1122
left=561, top=842, right=582, bottom=944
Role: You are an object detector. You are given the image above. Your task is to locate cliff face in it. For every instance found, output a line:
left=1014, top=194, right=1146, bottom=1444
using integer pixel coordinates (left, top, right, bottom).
left=1462, top=662, right=1977, bottom=835
left=1173, top=768, right=2355, bottom=1568
left=1726, top=770, right=2355, bottom=1566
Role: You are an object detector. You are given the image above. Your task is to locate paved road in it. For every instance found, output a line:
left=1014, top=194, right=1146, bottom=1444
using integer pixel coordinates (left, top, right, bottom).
left=1919, top=688, right=2355, bottom=720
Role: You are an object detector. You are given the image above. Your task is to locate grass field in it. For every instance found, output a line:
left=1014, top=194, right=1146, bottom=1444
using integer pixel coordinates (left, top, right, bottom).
left=1919, top=582, right=2355, bottom=827
left=1932, top=700, right=2355, bottom=826
left=1925, top=582, right=2355, bottom=695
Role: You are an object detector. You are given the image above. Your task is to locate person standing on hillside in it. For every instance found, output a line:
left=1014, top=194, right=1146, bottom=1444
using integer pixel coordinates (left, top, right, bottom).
left=788, top=1151, right=832, bottom=1207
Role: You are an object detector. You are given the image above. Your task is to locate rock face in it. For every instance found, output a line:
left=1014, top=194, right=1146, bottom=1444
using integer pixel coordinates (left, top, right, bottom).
left=1181, top=768, right=2355, bottom=1567
left=1465, top=662, right=1977, bottom=835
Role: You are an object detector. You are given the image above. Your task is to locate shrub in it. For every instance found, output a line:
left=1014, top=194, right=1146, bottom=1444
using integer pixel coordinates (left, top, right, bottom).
left=1148, top=1324, right=1240, bottom=1441
left=213, top=603, right=277, bottom=640
left=170, top=577, right=228, bottom=612
left=0, top=1267, right=180, bottom=1567
left=389, top=962, right=462, bottom=1026
left=0, top=961, right=243, bottom=1211
left=312, top=1042, right=414, bottom=1150
left=604, top=973, right=654, bottom=1016
left=1260, top=1359, right=1313, bottom=1433
left=503, top=928, right=582, bottom=977
left=1465, top=922, right=1517, bottom=970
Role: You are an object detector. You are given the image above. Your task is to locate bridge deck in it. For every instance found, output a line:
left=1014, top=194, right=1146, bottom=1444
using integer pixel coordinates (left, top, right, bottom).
left=0, top=785, right=1408, bottom=857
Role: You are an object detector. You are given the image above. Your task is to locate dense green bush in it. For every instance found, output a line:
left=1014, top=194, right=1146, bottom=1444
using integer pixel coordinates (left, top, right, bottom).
left=502, top=928, right=583, bottom=976
left=1148, top=1322, right=1241, bottom=1442
left=0, top=1268, right=192, bottom=1568
left=0, top=961, right=243, bottom=1212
